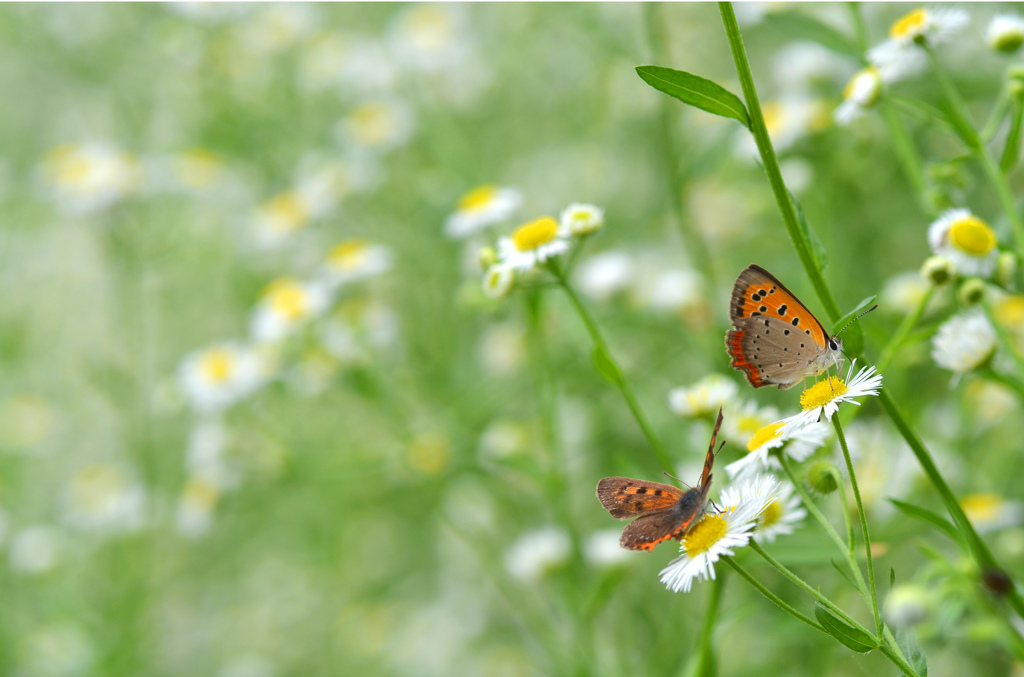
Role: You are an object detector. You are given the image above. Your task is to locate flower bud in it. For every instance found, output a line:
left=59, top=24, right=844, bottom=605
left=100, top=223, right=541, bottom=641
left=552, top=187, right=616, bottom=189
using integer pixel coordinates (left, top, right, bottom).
left=807, top=461, right=841, bottom=495
left=478, top=246, right=497, bottom=271
left=996, top=251, right=1018, bottom=288
left=922, top=256, right=956, bottom=285
left=957, top=278, right=987, bottom=306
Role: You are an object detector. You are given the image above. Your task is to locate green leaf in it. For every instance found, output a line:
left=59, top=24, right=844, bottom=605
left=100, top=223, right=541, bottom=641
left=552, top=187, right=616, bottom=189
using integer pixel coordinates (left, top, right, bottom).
left=831, top=295, right=875, bottom=357
left=814, top=604, right=878, bottom=653
left=890, top=566, right=896, bottom=589
left=788, top=190, right=829, bottom=274
left=763, top=11, right=858, bottom=57
left=832, top=295, right=877, bottom=336
left=938, top=101, right=981, bottom=150
left=1000, top=96, right=1024, bottom=173
left=830, top=558, right=858, bottom=591
left=636, top=65, right=749, bottom=128
left=896, top=625, right=928, bottom=676
left=888, top=498, right=961, bottom=543
left=591, top=346, right=622, bottom=386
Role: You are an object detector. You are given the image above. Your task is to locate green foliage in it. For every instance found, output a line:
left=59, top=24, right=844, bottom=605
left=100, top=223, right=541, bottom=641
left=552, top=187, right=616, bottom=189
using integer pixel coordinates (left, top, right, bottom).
left=636, top=65, right=751, bottom=128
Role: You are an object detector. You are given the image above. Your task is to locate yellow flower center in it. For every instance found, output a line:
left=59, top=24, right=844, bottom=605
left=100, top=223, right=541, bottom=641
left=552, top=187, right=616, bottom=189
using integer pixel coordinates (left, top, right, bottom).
left=457, top=185, right=498, bottom=212
left=949, top=215, right=997, bottom=256
left=961, top=493, right=1002, bottom=523
left=328, top=239, right=369, bottom=270
left=736, top=413, right=765, bottom=436
left=747, top=421, right=785, bottom=452
left=995, top=296, right=1024, bottom=328
left=348, top=103, right=395, bottom=146
left=176, top=148, right=222, bottom=188
left=683, top=513, right=728, bottom=556
left=405, top=6, right=453, bottom=51
left=511, top=217, right=558, bottom=251
left=183, top=477, right=219, bottom=509
left=891, top=8, right=927, bottom=39
left=800, top=377, right=848, bottom=410
left=263, top=279, right=310, bottom=320
left=263, top=191, right=310, bottom=233
left=843, top=68, right=881, bottom=106
left=760, top=500, right=782, bottom=528
left=198, top=348, right=236, bottom=384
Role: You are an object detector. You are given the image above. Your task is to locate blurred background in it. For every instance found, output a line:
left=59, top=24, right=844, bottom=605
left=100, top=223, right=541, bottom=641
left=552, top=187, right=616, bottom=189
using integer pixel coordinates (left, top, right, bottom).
left=1, top=3, right=1023, bottom=676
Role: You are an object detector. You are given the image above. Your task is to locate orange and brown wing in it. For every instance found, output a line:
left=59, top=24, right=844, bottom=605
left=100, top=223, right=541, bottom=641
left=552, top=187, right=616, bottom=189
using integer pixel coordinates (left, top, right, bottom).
left=728, top=265, right=829, bottom=347
left=726, top=327, right=766, bottom=387
left=697, top=408, right=723, bottom=489
left=596, top=477, right=684, bottom=519
left=620, top=510, right=689, bottom=551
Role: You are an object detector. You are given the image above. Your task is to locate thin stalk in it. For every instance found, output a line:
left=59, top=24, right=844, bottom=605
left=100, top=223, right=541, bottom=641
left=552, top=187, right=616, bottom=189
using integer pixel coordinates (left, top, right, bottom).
left=837, top=479, right=855, bottom=561
left=779, top=454, right=871, bottom=603
left=722, top=557, right=824, bottom=632
left=925, top=46, right=1024, bottom=258
left=834, top=416, right=882, bottom=638
left=552, top=265, right=674, bottom=473
left=718, top=2, right=841, bottom=323
left=878, top=389, right=1024, bottom=621
left=847, top=2, right=928, bottom=205
left=982, top=82, right=1012, bottom=144
left=643, top=3, right=718, bottom=290
left=876, top=287, right=935, bottom=374
left=694, top=571, right=726, bottom=676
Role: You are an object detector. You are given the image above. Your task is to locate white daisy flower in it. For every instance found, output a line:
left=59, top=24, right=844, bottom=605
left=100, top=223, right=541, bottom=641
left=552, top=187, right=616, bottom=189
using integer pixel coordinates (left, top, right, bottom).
left=321, top=239, right=392, bottom=289
left=868, top=8, right=967, bottom=83
left=444, top=185, right=523, bottom=238
left=39, top=142, right=139, bottom=214
left=735, top=97, right=827, bottom=157
left=988, top=15, right=1024, bottom=53
left=335, top=99, right=415, bottom=156
left=250, top=190, right=315, bottom=249
left=779, top=361, right=884, bottom=435
left=660, top=475, right=778, bottom=593
left=62, top=464, right=145, bottom=535
left=834, top=67, right=883, bottom=126
left=960, top=493, right=1024, bottom=533
left=726, top=420, right=829, bottom=480
left=250, top=278, right=331, bottom=344
left=750, top=480, right=806, bottom=543
left=928, top=208, right=999, bottom=278
left=668, top=374, right=738, bottom=419
left=178, top=342, right=264, bottom=413
left=9, top=525, right=60, bottom=574
left=559, top=203, right=604, bottom=236
left=482, top=264, right=515, bottom=299
left=496, top=216, right=571, bottom=272
left=388, top=4, right=470, bottom=73
left=633, top=265, right=706, bottom=316
left=931, top=309, right=996, bottom=373
left=505, top=526, right=571, bottom=582
left=721, top=400, right=779, bottom=448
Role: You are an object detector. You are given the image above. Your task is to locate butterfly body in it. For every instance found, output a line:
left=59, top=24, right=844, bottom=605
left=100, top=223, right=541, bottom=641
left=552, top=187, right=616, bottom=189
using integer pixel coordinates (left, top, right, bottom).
left=596, top=410, right=722, bottom=551
left=726, top=265, right=843, bottom=390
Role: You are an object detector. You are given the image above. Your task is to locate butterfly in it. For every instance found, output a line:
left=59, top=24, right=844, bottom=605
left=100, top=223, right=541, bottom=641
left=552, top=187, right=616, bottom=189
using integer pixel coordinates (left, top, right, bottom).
left=725, top=264, right=844, bottom=390
left=596, top=409, right=723, bottom=551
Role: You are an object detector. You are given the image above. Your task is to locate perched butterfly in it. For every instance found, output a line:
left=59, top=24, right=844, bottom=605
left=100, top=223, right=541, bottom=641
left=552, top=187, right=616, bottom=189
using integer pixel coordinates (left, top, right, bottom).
left=726, top=264, right=844, bottom=390
left=596, top=409, right=723, bottom=551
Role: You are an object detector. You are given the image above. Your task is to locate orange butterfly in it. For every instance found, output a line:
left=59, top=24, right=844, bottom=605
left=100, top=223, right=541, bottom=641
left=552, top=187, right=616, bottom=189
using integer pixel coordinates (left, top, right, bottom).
left=596, top=410, right=723, bottom=551
left=725, top=265, right=844, bottom=390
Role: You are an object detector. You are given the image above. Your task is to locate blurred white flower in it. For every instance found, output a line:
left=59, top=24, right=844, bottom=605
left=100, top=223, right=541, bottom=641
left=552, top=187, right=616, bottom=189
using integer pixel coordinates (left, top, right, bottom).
left=335, top=99, right=415, bottom=155
left=388, top=4, right=471, bottom=73
left=39, top=142, right=139, bottom=214
left=988, top=14, right=1024, bottom=53
left=62, top=464, right=146, bottom=534
left=505, top=526, right=571, bottom=582
left=9, top=525, right=60, bottom=574
left=576, top=250, right=633, bottom=302
left=885, top=584, right=932, bottom=627
left=559, top=202, right=604, bottom=236
left=668, top=374, right=738, bottom=418
left=960, top=493, right=1024, bottom=533
left=321, top=240, right=393, bottom=289
left=0, top=395, right=56, bottom=452
left=749, top=480, right=806, bottom=543
left=868, top=8, right=966, bottom=80
left=722, top=400, right=780, bottom=448
left=931, top=309, right=996, bottom=373
left=176, top=476, right=221, bottom=538
left=633, top=266, right=705, bottom=315
left=250, top=278, right=331, bottom=344
left=186, top=418, right=239, bottom=490
left=726, top=419, right=829, bottom=480
left=583, top=529, right=636, bottom=568
left=834, top=67, right=883, bottom=125
left=772, top=41, right=846, bottom=94
left=299, top=32, right=352, bottom=92
left=178, top=342, right=264, bottom=413
left=218, top=655, right=276, bottom=677
left=735, top=97, right=827, bottom=156
left=445, top=185, right=523, bottom=238
left=338, top=38, right=399, bottom=97
left=478, top=419, right=530, bottom=461
left=482, top=264, right=515, bottom=299
left=250, top=190, right=315, bottom=249
left=928, top=208, right=999, bottom=278
left=881, top=271, right=931, bottom=314
left=22, top=623, right=94, bottom=677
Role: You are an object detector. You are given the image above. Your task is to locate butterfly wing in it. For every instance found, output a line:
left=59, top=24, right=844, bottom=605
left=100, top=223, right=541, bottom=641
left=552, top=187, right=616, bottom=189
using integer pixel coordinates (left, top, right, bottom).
left=727, top=265, right=832, bottom=389
left=619, top=509, right=692, bottom=551
left=597, top=477, right=684, bottom=519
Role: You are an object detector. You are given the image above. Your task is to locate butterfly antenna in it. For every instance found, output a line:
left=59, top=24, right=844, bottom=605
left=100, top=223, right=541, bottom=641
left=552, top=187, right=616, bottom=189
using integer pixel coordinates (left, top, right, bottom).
left=663, top=471, right=694, bottom=490
left=834, top=304, right=879, bottom=338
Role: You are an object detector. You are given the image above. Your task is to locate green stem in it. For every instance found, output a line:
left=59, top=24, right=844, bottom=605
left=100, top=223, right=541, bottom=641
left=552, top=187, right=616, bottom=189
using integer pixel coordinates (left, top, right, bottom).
left=718, top=1, right=841, bottom=323
left=925, top=46, right=1024, bottom=258
left=982, top=82, right=1012, bottom=144
left=553, top=266, right=674, bottom=473
left=643, top=3, right=718, bottom=290
left=722, top=557, right=824, bottom=632
left=833, top=416, right=882, bottom=638
left=877, top=287, right=935, bottom=374
left=837, top=477, right=855, bottom=560
left=877, top=389, right=1024, bottom=621
left=695, top=571, right=726, bottom=675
